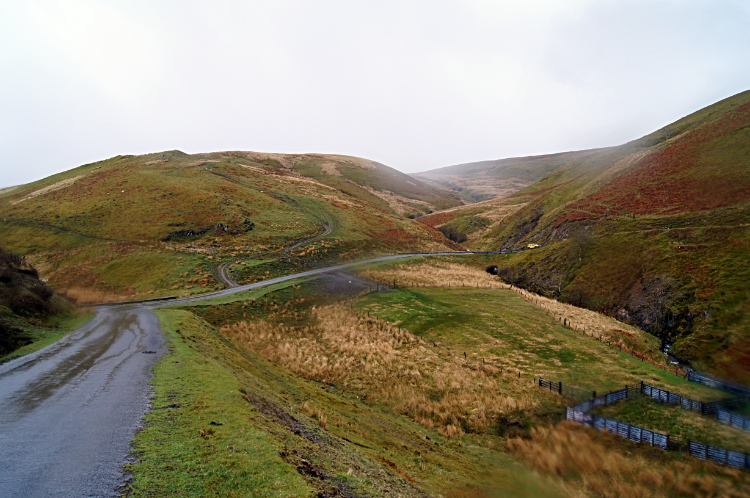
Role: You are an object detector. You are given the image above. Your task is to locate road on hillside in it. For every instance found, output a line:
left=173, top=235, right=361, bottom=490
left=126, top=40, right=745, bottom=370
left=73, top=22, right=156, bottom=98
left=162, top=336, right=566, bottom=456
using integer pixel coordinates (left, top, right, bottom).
left=139, top=250, right=478, bottom=308
left=0, top=249, right=499, bottom=497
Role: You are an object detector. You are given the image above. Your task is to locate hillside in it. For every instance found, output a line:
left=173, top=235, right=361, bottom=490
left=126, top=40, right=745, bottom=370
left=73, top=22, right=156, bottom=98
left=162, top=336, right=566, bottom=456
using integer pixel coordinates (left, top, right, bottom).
left=229, top=151, right=462, bottom=216
left=126, top=260, right=750, bottom=497
left=414, top=149, right=601, bottom=202
left=0, top=151, right=461, bottom=303
left=421, top=89, right=750, bottom=382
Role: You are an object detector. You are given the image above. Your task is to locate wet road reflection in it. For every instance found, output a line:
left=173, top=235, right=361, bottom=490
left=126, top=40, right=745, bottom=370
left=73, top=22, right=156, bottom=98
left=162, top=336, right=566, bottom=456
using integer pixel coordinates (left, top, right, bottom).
left=0, top=252, right=474, bottom=497
left=0, top=307, right=166, bottom=498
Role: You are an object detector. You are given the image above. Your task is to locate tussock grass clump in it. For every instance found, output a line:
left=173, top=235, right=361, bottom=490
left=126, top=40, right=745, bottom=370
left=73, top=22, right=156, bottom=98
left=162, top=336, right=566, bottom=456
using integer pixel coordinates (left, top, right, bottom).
left=359, top=261, right=508, bottom=289
left=505, top=421, right=750, bottom=498
left=221, top=304, right=539, bottom=435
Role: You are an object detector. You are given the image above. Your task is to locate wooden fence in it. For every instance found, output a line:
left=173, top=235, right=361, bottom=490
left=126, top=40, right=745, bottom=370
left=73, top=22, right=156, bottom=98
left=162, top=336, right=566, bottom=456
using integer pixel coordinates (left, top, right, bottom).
left=717, top=408, right=750, bottom=433
left=568, top=385, right=641, bottom=413
left=538, top=377, right=594, bottom=401
left=567, top=409, right=672, bottom=450
left=642, top=382, right=745, bottom=416
left=688, top=441, right=750, bottom=468
left=553, top=379, right=750, bottom=470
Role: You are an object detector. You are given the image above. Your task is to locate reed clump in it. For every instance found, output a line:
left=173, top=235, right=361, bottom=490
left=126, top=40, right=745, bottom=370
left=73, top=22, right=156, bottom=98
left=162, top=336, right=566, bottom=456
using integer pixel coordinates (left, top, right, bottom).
left=221, top=304, right=539, bottom=435
left=504, top=421, right=750, bottom=498
left=359, top=261, right=508, bottom=289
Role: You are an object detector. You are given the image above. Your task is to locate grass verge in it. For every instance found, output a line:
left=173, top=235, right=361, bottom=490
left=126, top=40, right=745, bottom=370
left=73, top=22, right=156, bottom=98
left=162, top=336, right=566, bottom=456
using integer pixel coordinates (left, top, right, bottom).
left=126, top=308, right=313, bottom=497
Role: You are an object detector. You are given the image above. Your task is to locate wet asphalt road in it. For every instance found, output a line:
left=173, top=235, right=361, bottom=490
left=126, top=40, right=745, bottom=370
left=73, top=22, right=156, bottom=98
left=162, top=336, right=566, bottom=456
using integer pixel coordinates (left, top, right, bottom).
left=0, top=308, right=166, bottom=497
left=0, top=251, right=478, bottom=497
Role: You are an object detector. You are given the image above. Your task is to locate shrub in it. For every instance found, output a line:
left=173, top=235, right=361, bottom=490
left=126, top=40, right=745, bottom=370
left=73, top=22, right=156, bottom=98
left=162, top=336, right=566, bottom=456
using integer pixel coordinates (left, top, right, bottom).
left=9, top=291, right=50, bottom=316
left=438, top=225, right=467, bottom=243
left=0, top=320, right=33, bottom=356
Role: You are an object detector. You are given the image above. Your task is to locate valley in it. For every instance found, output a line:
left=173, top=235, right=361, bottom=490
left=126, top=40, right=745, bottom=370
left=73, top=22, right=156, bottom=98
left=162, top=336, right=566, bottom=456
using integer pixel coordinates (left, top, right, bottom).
left=2, top=91, right=750, bottom=497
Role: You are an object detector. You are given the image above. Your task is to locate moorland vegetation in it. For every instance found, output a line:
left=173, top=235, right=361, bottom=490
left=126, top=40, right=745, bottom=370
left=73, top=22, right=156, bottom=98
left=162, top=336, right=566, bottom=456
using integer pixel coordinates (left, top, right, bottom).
left=3, top=90, right=750, bottom=497
left=420, top=90, right=750, bottom=383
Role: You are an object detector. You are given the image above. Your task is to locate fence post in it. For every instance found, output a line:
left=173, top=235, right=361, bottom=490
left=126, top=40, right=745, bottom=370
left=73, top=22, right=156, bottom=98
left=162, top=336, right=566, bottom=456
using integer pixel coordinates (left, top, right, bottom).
left=641, top=380, right=644, bottom=394
left=592, top=391, right=596, bottom=400
left=559, top=382, right=562, bottom=396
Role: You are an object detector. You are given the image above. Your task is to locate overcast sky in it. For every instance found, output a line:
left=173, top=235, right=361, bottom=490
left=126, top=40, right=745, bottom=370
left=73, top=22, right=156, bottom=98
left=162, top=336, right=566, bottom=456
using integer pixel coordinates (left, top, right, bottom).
left=1, top=1, right=749, bottom=187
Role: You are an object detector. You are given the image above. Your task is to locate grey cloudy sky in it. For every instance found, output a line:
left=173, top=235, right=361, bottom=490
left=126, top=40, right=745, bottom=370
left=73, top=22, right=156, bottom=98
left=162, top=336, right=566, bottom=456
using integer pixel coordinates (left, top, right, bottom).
left=1, top=0, right=749, bottom=187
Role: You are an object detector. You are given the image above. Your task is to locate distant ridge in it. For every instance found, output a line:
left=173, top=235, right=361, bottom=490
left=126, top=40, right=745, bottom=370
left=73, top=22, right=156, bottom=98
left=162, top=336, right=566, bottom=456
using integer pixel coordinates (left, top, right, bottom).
left=414, top=149, right=603, bottom=202
left=420, top=89, right=750, bottom=383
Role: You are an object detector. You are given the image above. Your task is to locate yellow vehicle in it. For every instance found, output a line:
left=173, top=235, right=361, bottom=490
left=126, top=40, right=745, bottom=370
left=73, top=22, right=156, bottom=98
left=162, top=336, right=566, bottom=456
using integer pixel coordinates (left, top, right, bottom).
left=527, top=243, right=540, bottom=249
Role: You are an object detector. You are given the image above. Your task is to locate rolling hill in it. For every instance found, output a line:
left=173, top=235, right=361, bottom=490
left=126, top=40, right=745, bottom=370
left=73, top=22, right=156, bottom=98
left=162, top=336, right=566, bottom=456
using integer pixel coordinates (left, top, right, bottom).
left=421, top=89, right=750, bottom=382
left=414, top=149, right=602, bottom=202
left=0, top=151, right=461, bottom=303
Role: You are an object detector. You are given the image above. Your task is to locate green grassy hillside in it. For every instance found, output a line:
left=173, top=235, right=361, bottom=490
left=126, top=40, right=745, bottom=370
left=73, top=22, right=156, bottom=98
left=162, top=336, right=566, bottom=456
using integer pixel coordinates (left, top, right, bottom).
left=215, top=151, right=462, bottom=216
left=414, top=149, right=602, bottom=202
left=0, top=151, right=459, bottom=303
left=421, top=90, right=750, bottom=383
left=128, top=260, right=750, bottom=497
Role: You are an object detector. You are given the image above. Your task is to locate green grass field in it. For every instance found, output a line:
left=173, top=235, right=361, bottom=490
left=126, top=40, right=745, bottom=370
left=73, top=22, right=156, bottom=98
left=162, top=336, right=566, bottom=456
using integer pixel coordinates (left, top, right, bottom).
left=127, top=300, right=564, bottom=497
left=127, top=309, right=314, bottom=498
left=353, top=286, right=720, bottom=397
left=122, top=255, right=750, bottom=497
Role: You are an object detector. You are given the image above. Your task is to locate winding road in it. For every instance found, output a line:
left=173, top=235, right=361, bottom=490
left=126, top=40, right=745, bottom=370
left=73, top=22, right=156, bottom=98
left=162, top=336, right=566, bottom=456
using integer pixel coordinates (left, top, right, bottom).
left=215, top=222, right=334, bottom=288
left=0, top=250, right=484, bottom=497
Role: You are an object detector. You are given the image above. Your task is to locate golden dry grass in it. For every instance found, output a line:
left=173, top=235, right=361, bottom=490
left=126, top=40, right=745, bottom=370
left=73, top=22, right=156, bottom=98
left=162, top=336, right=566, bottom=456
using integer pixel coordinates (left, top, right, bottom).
left=360, top=260, right=683, bottom=375
left=319, top=162, right=343, bottom=176
left=505, top=421, right=750, bottom=498
left=361, top=186, right=434, bottom=216
left=62, top=286, right=140, bottom=304
left=510, top=286, right=685, bottom=374
left=221, top=303, right=542, bottom=435
left=360, top=261, right=508, bottom=289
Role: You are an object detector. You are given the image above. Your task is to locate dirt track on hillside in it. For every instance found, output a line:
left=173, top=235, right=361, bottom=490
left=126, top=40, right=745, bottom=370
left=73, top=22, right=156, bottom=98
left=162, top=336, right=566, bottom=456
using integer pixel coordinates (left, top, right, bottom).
left=215, top=222, right=333, bottom=287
